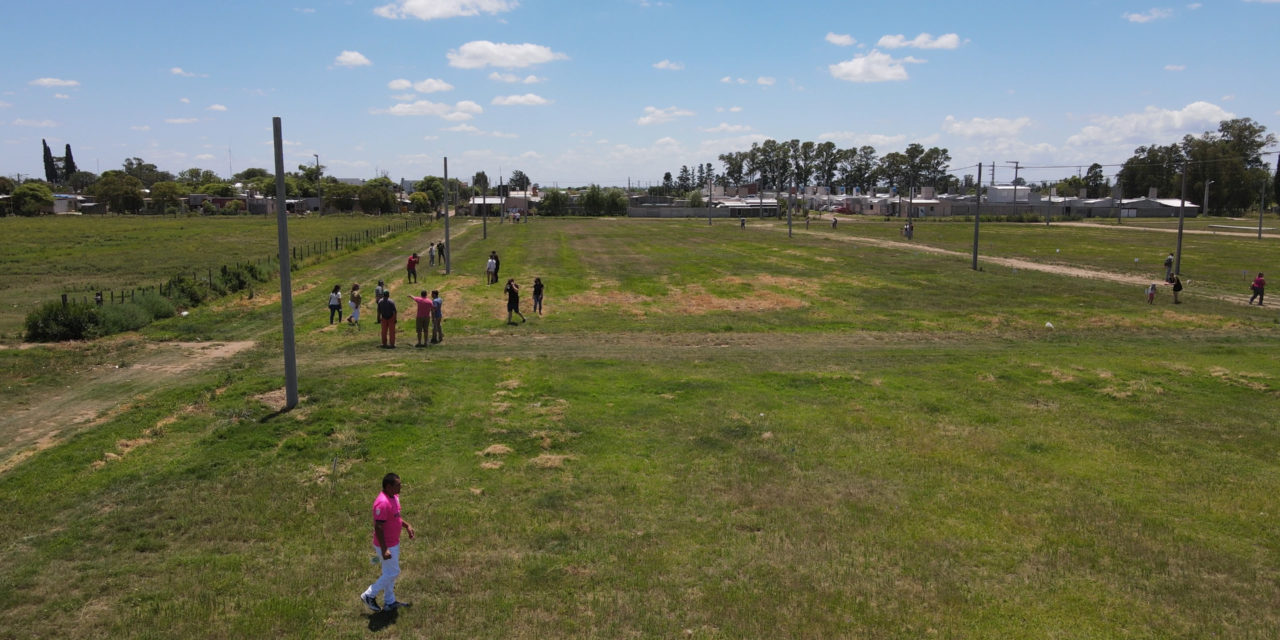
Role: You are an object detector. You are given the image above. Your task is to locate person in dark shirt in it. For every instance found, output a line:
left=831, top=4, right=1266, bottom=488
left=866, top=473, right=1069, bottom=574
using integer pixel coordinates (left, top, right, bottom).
left=504, top=279, right=526, bottom=324
left=531, top=277, right=544, bottom=316
left=377, top=291, right=398, bottom=348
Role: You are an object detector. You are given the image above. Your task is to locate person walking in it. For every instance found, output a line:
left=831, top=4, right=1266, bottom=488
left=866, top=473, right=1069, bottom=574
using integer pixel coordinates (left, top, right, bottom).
left=1171, top=276, right=1184, bottom=304
left=1250, top=272, right=1266, bottom=305
left=360, top=472, right=415, bottom=613
left=328, top=285, right=344, bottom=324
left=348, top=283, right=363, bottom=328
left=408, top=290, right=434, bottom=348
left=531, top=277, right=544, bottom=316
left=1164, top=253, right=1175, bottom=282
left=406, top=252, right=420, bottom=283
left=427, top=243, right=436, bottom=267
left=484, top=255, right=496, bottom=285
left=504, top=278, right=526, bottom=324
left=378, top=290, right=398, bottom=348
left=492, top=251, right=501, bottom=284
left=430, top=290, right=444, bottom=344
left=1146, top=283, right=1158, bottom=304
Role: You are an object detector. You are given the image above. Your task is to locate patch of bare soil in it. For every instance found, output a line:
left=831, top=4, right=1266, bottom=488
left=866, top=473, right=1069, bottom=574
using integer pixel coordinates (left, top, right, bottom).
left=1, top=340, right=256, bottom=475
left=529, top=453, right=575, bottom=469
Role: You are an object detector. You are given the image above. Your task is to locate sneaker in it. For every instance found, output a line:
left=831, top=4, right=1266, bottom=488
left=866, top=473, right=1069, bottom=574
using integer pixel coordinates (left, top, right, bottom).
left=361, top=594, right=382, bottom=613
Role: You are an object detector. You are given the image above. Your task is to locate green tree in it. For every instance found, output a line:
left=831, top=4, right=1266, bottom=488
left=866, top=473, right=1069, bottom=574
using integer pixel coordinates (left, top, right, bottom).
left=718, top=151, right=748, bottom=187
left=234, top=168, right=271, bottom=181
left=580, top=184, right=607, bottom=215
left=324, top=183, right=358, bottom=212
left=408, top=192, right=433, bottom=213
left=90, top=171, right=146, bottom=213
left=838, top=146, right=878, bottom=194
left=1084, top=163, right=1106, bottom=198
left=67, top=171, right=98, bottom=193
left=11, top=182, right=55, bottom=216
left=149, top=181, right=186, bottom=213
left=688, top=190, right=704, bottom=208
left=877, top=151, right=909, bottom=191
left=177, top=168, right=221, bottom=186
left=509, top=170, right=531, bottom=191
left=472, top=171, right=489, bottom=195
left=537, top=188, right=569, bottom=216
left=42, top=139, right=59, bottom=184
left=63, top=144, right=78, bottom=178
left=0, top=176, right=14, bottom=195
left=605, top=188, right=628, bottom=215
left=359, top=179, right=397, bottom=214
left=813, top=141, right=839, bottom=188
left=198, top=182, right=237, bottom=197
left=414, top=176, right=446, bottom=210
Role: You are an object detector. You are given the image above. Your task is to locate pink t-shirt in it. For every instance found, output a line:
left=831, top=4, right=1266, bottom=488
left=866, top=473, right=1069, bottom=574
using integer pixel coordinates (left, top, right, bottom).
left=371, top=492, right=402, bottom=548
left=409, top=295, right=434, bottom=319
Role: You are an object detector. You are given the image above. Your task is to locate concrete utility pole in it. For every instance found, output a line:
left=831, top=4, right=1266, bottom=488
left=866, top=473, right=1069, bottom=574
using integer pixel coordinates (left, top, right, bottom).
left=1203, top=179, right=1214, bottom=217
left=1175, top=163, right=1188, bottom=276
left=272, top=117, right=298, bottom=411
left=973, top=162, right=982, bottom=271
left=444, top=157, right=451, bottom=275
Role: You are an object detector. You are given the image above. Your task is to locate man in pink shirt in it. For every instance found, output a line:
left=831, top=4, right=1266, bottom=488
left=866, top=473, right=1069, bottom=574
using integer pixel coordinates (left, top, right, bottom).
left=360, top=473, right=415, bottom=613
left=409, top=291, right=434, bottom=348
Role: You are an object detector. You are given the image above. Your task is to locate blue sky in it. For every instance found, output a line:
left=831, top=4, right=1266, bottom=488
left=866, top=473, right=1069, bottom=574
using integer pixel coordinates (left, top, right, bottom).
left=3, top=0, right=1278, bottom=188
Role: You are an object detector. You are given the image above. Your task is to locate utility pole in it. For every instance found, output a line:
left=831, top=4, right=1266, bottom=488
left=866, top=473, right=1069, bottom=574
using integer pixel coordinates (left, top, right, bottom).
left=1175, top=162, right=1187, bottom=276
left=444, top=157, right=451, bottom=275
left=973, top=162, right=982, bottom=271
left=271, top=117, right=298, bottom=411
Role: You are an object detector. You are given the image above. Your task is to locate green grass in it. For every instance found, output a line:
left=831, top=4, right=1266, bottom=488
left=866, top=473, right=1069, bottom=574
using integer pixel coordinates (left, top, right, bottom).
left=1, top=217, right=1278, bottom=638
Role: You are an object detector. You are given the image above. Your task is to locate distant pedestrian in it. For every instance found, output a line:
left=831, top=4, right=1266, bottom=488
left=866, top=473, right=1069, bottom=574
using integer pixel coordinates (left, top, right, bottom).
left=1171, top=276, right=1184, bottom=304
left=437, top=242, right=446, bottom=264
left=740, top=217, right=746, bottom=229
left=831, top=216, right=837, bottom=229
left=328, top=285, right=344, bottom=324
left=1164, top=253, right=1175, bottom=282
left=532, top=277, right=544, bottom=316
left=406, top=252, right=419, bottom=283
left=1146, top=283, right=1158, bottom=305
left=906, top=221, right=914, bottom=240
left=348, top=283, right=362, bottom=328
left=504, top=279, right=526, bottom=324
left=1250, top=273, right=1266, bottom=305
left=485, top=255, right=496, bottom=285
left=378, top=291, right=398, bottom=348
left=427, top=243, right=436, bottom=267
left=359, top=472, right=414, bottom=613
left=430, top=290, right=443, bottom=344
left=492, top=252, right=501, bottom=284
left=409, top=290, right=434, bottom=348
left=375, top=280, right=386, bottom=301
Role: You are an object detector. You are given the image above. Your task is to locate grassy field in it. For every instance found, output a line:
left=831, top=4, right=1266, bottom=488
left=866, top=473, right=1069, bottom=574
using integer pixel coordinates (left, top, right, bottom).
left=1, top=216, right=1278, bottom=638
left=0, top=213, right=437, bottom=341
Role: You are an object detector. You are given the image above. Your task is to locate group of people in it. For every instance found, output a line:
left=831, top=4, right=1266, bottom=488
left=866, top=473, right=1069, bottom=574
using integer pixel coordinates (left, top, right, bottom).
left=1151, top=253, right=1185, bottom=304
left=326, top=276, right=444, bottom=349
left=484, top=251, right=502, bottom=284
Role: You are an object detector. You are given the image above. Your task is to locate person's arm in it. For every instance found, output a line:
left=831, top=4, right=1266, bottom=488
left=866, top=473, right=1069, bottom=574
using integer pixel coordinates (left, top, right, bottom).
left=402, top=519, right=415, bottom=540
left=374, top=520, right=390, bottom=559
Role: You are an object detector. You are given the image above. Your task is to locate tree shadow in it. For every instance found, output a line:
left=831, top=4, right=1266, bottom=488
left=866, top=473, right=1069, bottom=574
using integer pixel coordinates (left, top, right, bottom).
left=366, top=604, right=408, bottom=632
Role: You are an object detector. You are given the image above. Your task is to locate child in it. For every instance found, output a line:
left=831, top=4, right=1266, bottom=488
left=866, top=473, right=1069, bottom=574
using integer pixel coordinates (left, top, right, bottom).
left=348, top=283, right=362, bottom=327
left=328, top=285, right=343, bottom=324
left=1146, top=283, right=1157, bottom=304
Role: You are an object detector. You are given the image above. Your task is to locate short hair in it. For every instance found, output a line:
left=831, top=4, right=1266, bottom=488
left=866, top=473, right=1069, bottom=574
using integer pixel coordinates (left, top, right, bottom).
left=421, top=290, right=428, bottom=297
left=382, top=472, right=400, bottom=489
left=431, top=290, right=439, bottom=297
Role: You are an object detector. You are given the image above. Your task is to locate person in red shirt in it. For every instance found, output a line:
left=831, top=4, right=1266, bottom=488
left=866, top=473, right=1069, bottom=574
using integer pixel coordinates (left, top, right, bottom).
left=406, top=252, right=420, bottom=283
left=408, top=290, right=434, bottom=347
left=360, top=473, right=415, bottom=612
left=1250, top=273, right=1265, bottom=305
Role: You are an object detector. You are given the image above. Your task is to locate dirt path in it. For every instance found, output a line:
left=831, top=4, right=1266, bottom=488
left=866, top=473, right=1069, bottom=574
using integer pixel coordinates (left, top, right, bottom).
left=0, top=340, right=255, bottom=474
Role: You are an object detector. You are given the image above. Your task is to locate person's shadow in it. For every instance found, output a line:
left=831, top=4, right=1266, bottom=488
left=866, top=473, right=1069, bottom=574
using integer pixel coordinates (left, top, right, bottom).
left=366, top=604, right=408, bottom=632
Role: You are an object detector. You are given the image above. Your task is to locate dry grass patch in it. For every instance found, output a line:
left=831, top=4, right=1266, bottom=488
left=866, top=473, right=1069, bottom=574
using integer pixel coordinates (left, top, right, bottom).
left=375, top=371, right=406, bottom=378
left=1208, top=367, right=1271, bottom=391
left=529, top=453, right=575, bottom=469
left=479, top=461, right=503, bottom=470
left=479, top=444, right=513, bottom=456
left=496, top=379, right=522, bottom=390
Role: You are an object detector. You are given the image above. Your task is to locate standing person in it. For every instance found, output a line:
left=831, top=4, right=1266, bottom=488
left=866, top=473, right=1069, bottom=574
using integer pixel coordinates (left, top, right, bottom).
left=1250, top=272, right=1266, bottom=305
left=1146, top=283, right=1158, bottom=305
left=492, top=251, right=501, bottom=284
left=328, top=285, right=343, bottom=324
left=408, top=290, right=434, bottom=348
left=532, top=277, right=544, bottom=316
left=484, top=254, right=496, bottom=285
left=406, top=252, right=420, bottom=283
left=375, top=280, right=386, bottom=301
left=430, top=290, right=444, bottom=344
left=360, top=473, right=415, bottom=613
left=1164, top=253, right=1175, bottom=282
left=348, top=283, right=363, bottom=328
left=378, top=291, right=398, bottom=348
left=1171, top=276, right=1184, bottom=304
left=427, top=243, right=436, bottom=267
left=504, top=278, right=526, bottom=324
left=437, top=241, right=446, bottom=265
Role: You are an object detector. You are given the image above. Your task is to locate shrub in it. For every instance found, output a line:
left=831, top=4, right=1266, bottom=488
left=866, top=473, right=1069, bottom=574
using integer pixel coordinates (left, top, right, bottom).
left=97, top=303, right=153, bottom=335
left=217, top=263, right=268, bottom=294
left=25, top=301, right=100, bottom=342
left=134, top=291, right=176, bottom=319
left=164, top=275, right=209, bottom=308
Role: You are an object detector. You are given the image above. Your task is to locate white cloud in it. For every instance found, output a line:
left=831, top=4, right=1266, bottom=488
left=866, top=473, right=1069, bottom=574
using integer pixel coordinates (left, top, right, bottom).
left=1221, top=94, right=1235, bottom=101
left=720, top=76, right=747, bottom=84
left=489, top=72, right=543, bottom=84
left=131, top=125, right=150, bottom=131
left=1164, top=64, right=1186, bottom=71
left=492, top=93, right=549, bottom=106
left=334, top=50, right=372, bottom=68
left=445, top=124, right=480, bottom=132
left=195, top=153, right=215, bottom=160
left=207, top=104, right=228, bottom=111
left=826, top=32, right=855, bottom=46
left=757, top=77, right=776, bottom=86
left=374, top=0, right=517, bottom=20
left=1187, top=3, right=1201, bottom=8
left=413, top=78, right=454, bottom=93
left=701, top=123, right=752, bottom=133
left=13, top=118, right=57, bottom=127
left=392, top=93, right=417, bottom=101
left=637, top=106, right=694, bottom=125
left=653, top=59, right=684, bottom=70
left=828, top=50, right=914, bottom=82
left=169, top=67, right=206, bottom=77
left=165, top=118, right=199, bottom=124
left=0, top=101, right=10, bottom=108
left=816, top=131, right=907, bottom=147
left=942, top=115, right=1032, bottom=138
left=1123, top=8, right=1173, bottom=23
left=29, top=78, right=79, bottom=88
left=447, top=41, right=568, bottom=69
left=54, top=94, right=70, bottom=100
left=1065, top=101, right=1233, bottom=146
left=374, top=99, right=483, bottom=121
left=876, top=33, right=961, bottom=49
left=179, top=97, right=190, bottom=104
left=388, top=79, right=413, bottom=90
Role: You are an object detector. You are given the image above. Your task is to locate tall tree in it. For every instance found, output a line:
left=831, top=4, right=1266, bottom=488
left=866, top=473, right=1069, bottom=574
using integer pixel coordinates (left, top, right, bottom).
left=509, top=169, right=531, bottom=191
left=42, top=140, right=58, bottom=184
left=63, top=144, right=78, bottom=178
left=471, top=171, right=489, bottom=195
left=1084, top=163, right=1106, bottom=198
left=718, top=152, right=747, bottom=187
left=123, top=158, right=174, bottom=187
left=838, top=146, right=879, bottom=194
left=89, top=171, right=146, bottom=213
left=12, top=182, right=55, bottom=216
left=813, top=142, right=839, bottom=188
left=676, top=165, right=693, bottom=192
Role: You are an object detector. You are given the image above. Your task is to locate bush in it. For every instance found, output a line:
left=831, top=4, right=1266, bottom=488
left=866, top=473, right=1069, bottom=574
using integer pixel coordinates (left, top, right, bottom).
left=217, top=263, right=268, bottom=294
left=164, top=275, right=211, bottom=308
left=25, top=301, right=100, bottom=341
left=134, top=291, right=176, bottom=319
left=98, top=303, right=153, bottom=335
